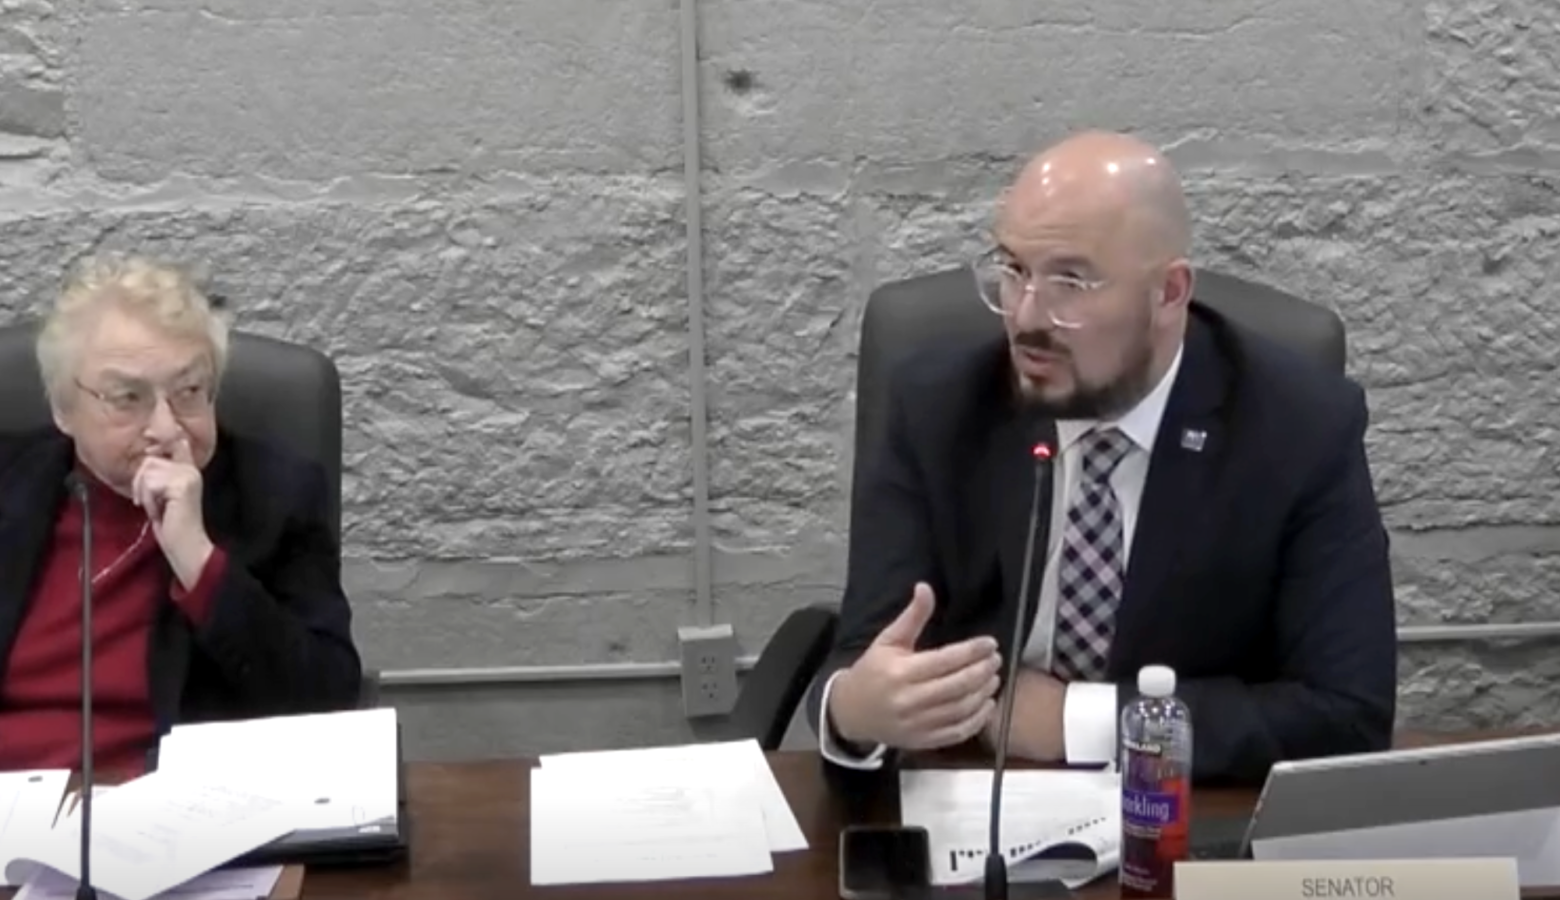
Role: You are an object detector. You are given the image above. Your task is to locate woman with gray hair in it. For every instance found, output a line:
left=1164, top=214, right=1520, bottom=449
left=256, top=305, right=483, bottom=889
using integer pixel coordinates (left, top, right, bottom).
left=0, top=253, right=361, bottom=773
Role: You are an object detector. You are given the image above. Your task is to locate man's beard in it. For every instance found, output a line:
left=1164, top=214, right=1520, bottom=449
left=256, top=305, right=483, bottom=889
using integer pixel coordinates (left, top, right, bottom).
left=1013, top=329, right=1158, bottom=421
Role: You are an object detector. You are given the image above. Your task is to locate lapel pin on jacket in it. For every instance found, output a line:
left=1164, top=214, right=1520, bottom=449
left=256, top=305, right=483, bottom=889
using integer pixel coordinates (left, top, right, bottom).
left=1180, top=428, right=1207, bottom=452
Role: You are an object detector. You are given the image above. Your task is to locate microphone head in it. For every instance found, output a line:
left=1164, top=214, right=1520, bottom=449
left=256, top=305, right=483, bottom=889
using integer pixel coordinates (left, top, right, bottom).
left=64, top=470, right=88, bottom=497
left=1019, top=407, right=1058, bottom=462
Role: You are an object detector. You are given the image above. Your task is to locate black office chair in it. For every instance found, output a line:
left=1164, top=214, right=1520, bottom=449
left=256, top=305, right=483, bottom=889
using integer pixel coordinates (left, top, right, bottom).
left=737, top=265, right=1347, bottom=744
left=0, top=320, right=381, bottom=708
left=706, top=605, right=839, bottom=750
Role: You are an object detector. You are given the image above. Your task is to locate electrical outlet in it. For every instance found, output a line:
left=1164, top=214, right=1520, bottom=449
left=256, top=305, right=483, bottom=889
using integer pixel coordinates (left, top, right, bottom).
left=678, top=623, right=739, bottom=719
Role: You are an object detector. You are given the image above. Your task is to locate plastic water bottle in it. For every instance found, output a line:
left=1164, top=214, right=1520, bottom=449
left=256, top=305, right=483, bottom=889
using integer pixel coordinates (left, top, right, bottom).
left=1119, top=664, right=1192, bottom=898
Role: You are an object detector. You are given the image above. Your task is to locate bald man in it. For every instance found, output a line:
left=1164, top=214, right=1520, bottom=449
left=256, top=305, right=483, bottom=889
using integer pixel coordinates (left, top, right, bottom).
left=811, top=131, right=1396, bottom=786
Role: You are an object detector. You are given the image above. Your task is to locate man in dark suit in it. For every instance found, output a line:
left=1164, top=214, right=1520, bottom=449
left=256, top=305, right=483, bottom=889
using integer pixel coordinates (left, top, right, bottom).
left=812, top=131, right=1397, bottom=785
left=0, top=253, right=362, bottom=773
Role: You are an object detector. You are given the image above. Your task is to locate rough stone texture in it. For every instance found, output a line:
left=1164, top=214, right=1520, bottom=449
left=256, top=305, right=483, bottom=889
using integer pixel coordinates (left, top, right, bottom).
left=1400, top=641, right=1560, bottom=731
left=698, top=0, right=1425, bottom=172
left=0, top=0, right=63, bottom=145
left=1395, top=547, right=1560, bottom=628
left=703, top=187, right=856, bottom=556
left=0, top=0, right=1556, bottom=760
left=74, top=0, right=683, bottom=182
left=1425, top=0, right=1560, bottom=151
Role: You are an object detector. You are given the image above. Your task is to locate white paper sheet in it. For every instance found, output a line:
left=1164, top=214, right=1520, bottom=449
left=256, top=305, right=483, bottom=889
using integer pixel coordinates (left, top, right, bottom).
left=538, top=739, right=807, bottom=853
left=16, top=864, right=282, bottom=900
left=899, top=769, right=1120, bottom=888
left=529, top=764, right=774, bottom=885
left=0, top=771, right=70, bottom=887
left=0, top=770, right=297, bottom=900
left=154, top=707, right=397, bottom=833
left=54, top=785, right=119, bottom=830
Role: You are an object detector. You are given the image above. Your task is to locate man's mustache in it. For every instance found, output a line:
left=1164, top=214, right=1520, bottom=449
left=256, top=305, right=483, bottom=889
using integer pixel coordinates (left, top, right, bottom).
left=1012, top=330, right=1069, bottom=354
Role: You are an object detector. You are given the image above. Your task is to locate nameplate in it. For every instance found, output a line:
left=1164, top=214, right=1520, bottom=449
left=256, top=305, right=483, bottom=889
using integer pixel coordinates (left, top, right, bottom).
left=1174, top=858, right=1519, bottom=900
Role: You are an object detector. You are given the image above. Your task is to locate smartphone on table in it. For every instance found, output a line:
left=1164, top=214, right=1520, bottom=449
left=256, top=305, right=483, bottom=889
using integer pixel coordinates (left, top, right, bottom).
left=839, top=824, right=933, bottom=900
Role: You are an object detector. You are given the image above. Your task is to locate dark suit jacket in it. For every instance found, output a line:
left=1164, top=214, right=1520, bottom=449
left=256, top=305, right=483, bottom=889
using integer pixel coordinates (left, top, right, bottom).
left=0, top=426, right=363, bottom=736
left=811, top=302, right=1398, bottom=785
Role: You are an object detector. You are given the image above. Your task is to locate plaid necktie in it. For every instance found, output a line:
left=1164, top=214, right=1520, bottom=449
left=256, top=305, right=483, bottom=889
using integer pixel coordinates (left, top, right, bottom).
left=1052, top=427, right=1136, bottom=682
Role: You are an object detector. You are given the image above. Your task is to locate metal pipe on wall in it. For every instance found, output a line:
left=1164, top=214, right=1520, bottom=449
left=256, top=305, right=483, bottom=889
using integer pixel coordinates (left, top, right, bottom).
left=375, top=620, right=1560, bottom=688
left=381, top=656, right=760, bottom=688
left=678, top=0, right=714, bottom=626
left=1396, top=622, right=1560, bottom=643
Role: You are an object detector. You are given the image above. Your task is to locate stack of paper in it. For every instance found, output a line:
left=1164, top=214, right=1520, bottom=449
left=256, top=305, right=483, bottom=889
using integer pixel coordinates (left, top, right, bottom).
left=0, top=708, right=402, bottom=900
left=900, top=768, right=1122, bottom=889
left=0, top=771, right=69, bottom=888
left=154, top=707, right=399, bottom=835
left=530, top=739, right=807, bottom=885
left=0, top=769, right=299, bottom=900
left=15, top=864, right=283, bottom=900
left=25, top=785, right=284, bottom=900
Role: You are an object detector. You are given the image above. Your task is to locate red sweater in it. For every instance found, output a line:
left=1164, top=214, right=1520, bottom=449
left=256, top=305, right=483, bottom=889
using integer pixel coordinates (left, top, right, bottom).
left=0, top=474, right=225, bottom=773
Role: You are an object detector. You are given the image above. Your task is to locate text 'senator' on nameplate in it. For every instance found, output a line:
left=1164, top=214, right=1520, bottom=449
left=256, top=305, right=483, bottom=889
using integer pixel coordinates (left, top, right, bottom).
left=1173, top=857, right=1519, bottom=900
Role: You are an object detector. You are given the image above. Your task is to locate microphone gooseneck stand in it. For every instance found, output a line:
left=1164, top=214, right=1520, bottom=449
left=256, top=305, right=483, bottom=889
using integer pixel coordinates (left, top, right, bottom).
left=982, top=440, right=1066, bottom=900
left=68, top=473, right=99, bottom=900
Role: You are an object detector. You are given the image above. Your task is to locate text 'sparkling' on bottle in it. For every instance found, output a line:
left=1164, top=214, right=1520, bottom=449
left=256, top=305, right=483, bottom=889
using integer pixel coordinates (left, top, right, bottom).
left=1119, top=664, right=1192, bottom=898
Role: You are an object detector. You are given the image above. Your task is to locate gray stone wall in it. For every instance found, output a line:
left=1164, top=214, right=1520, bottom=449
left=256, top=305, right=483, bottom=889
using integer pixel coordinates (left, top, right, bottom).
left=1, top=0, right=1556, bottom=759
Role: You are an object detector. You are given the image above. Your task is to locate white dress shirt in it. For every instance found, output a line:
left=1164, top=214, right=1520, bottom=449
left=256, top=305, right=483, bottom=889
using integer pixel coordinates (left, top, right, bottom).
left=819, top=343, right=1185, bottom=769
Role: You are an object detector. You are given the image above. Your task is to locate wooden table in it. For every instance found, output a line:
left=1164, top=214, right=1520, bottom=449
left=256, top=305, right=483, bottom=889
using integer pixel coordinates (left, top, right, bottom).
left=2, top=729, right=1545, bottom=899
left=304, top=727, right=1553, bottom=899
left=293, top=753, right=1252, bottom=900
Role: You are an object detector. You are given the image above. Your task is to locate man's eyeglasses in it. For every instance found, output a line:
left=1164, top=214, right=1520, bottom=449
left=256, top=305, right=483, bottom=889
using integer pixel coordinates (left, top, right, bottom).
left=971, top=247, right=1108, bottom=330
left=75, top=378, right=216, bottom=423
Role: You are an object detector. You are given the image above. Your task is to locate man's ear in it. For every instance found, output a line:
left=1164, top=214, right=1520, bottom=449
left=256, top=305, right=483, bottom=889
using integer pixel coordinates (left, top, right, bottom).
left=1161, top=259, right=1195, bottom=311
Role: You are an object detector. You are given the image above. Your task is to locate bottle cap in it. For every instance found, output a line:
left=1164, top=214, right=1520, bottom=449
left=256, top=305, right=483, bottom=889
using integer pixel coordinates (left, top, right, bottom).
left=1138, top=665, right=1176, bottom=697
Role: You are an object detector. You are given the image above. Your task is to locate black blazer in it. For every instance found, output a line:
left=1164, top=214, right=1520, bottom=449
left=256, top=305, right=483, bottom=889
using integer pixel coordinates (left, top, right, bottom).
left=0, top=427, right=362, bottom=736
left=811, top=303, right=1398, bottom=785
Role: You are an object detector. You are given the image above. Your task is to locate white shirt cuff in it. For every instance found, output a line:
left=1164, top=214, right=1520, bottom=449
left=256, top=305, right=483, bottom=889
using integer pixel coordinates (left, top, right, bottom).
left=817, top=669, right=888, bottom=770
left=1063, top=681, right=1118, bottom=765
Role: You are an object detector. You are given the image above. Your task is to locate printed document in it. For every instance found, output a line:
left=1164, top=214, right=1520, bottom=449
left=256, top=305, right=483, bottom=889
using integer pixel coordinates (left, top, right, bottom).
left=530, top=762, right=773, bottom=884
left=0, top=770, right=296, bottom=900
left=154, top=707, right=398, bottom=833
left=539, top=739, right=806, bottom=852
left=900, top=768, right=1121, bottom=889
left=55, top=785, right=120, bottom=830
left=15, top=864, right=282, bottom=900
left=22, top=781, right=282, bottom=898
left=0, top=771, right=69, bottom=887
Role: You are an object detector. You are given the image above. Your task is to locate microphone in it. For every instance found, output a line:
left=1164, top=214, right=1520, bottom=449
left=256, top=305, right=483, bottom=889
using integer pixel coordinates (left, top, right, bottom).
left=836, top=430, right=1069, bottom=898
left=65, top=472, right=99, bottom=900
left=980, top=439, right=1065, bottom=900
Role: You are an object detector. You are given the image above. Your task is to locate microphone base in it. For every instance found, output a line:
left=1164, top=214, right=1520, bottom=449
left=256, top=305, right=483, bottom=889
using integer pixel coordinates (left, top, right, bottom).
left=75, top=886, right=98, bottom=900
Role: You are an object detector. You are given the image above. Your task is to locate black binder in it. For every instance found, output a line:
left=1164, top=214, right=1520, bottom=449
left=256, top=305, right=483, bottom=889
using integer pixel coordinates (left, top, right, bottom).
left=149, top=721, right=411, bottom=868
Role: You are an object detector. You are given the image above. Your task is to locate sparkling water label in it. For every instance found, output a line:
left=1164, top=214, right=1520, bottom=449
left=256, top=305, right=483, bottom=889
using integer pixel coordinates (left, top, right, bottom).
left=1122, top=788, right=1180, bottom=828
